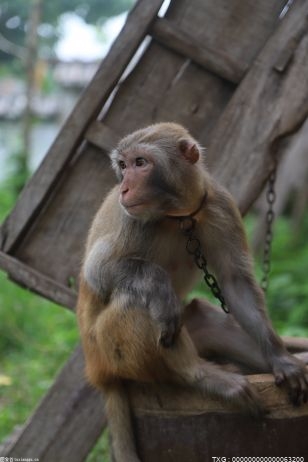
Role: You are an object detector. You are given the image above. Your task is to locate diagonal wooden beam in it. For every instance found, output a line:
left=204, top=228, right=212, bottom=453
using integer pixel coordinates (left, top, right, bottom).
left=151, top=17, right=245, bottom=84
left=0, top=0, right=165, bottom=254
left=0, top=251, right=76, bottom=310
left=206, top=0, right=308, bottom=214
left=1, top=346, right=106, bottom=462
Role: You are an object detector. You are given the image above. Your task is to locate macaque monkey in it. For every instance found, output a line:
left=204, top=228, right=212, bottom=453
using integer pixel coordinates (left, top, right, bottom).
left=77, top=123, right=308, bottom=462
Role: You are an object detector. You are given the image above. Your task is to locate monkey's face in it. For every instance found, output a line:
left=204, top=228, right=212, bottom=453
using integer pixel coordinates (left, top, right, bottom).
left=112, top=146, right=175, bottom=220
left=110, top=124, right=203, bottom=221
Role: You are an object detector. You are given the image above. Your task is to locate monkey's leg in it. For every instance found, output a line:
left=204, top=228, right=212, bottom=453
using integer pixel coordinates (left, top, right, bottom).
left=184, top=298, right=269, bottom=372
left=94, top=303, right=263, bottom=462
left=162, top=326, right=264, bottom=416
left=184, top=298, right=308, bottom=372
left=93, top=305, right=171, bottom=462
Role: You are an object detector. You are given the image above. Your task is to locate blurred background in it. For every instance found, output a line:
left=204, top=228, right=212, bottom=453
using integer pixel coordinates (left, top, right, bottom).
left=0, top=1, right=135, bottom=459
left=0, top=1, right=307, bottom=460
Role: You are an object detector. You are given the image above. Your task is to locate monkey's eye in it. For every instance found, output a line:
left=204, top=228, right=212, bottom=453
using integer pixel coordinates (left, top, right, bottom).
left=118, top=160, right=126, bottom=170
left=135, top=157, right=148, bottom=167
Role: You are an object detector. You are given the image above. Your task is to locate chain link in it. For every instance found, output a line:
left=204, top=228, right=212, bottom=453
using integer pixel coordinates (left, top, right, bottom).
left=261, top=159, right=278, bottom=292
left=179, top=217, right=229, bottom=313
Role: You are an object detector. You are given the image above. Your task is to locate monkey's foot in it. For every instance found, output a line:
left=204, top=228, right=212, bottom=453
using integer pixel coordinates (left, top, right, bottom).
left=272, top=353, right=308, bottom=406
left=221, top=373, right=266, bottom=417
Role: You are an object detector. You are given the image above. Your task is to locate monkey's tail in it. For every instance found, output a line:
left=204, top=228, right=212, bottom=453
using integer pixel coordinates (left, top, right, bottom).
left=103, top=380, right=141, bottom=462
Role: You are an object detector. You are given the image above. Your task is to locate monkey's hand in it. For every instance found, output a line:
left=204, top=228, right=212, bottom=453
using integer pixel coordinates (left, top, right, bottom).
left=208, top=367, right=265, bottom=417
left=271, top=353, right=308, bottom=405
left=149, top=287, right=183, bottom=348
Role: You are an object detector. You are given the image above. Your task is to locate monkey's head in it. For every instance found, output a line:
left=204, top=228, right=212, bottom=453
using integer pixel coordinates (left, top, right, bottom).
left=110, top=123, right=206, bottom=221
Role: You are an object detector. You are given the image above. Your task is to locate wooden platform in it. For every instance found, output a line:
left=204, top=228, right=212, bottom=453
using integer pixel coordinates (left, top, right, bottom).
left=129, top=375, right=308, bottom=460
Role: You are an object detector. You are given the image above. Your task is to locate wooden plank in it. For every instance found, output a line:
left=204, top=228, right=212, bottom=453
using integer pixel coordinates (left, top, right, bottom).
left=4, top=0, right=289, bottom=284
left=151, top=17, right=244, bottom=83
left=102, top=41, right=235, bottom=146
left=0, top=251, right=76, bottom=310
left=282, top=336, right=308, bottom=353
left=206, top=0, right=308, bottom=214
left=129, top=373, right=308, bottom=461
left=129, top=373, right=308, bottom=419
left=85, top=120, right=120, bottom=152
left=14, top=144, right=116, bottom=286
left=0, top=0, right=165, bottom=253
left=2, top=346, right=107, bottom=462
left=99, top=0, right=287, bottom=154
left=165, top=0, right=286, bottom=72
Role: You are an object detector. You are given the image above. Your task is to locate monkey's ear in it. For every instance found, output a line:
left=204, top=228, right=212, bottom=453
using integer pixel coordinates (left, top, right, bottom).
left=178, top=139, right=200, bottom=164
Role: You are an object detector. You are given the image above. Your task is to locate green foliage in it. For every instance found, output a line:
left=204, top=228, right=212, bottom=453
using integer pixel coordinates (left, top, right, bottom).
left=0, top=184, right=78, bottom=444
left=264, top=214, right=308, bottom=336
left=242, top=213, right=308, bottom=337
left=0, top=270, right=79, bottom=442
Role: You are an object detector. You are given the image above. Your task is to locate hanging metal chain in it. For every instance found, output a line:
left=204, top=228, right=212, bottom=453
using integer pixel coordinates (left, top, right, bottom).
left=261, top=158, right=278, bottom=293
left=178, top=216, right=229, bottom=313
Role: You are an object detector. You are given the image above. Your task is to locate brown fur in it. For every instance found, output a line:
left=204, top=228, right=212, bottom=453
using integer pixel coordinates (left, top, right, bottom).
left=77, top=123, right=308, bottom=462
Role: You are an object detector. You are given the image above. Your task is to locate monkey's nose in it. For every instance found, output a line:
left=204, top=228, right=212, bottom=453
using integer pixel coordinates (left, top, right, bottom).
left=120, top=187, right=129, bottom=198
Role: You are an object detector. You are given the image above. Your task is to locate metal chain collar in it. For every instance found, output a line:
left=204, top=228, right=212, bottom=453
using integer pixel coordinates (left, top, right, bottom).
left=261, top=159, right=278, bottom=293
left=178, top=216, right=229, bottom=313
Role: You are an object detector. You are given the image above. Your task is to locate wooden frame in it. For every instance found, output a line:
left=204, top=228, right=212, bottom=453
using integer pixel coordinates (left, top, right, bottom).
left=1, top=0, right=308, bottom=460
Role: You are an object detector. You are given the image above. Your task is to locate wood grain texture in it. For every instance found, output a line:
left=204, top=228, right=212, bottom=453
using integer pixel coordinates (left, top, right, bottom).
left=0, top=0, right=165, bottom=253
left=1, top=346, right=106, bottom=462
left=0, top=251, right=76, bottom=309
left=3, top=0, right=291, bottom=288
left=14, top=144, right=116, bottom=285
left=128, top=374, right=308, bottom=460
left=85, top=121, right=120, bottom=152
left=165, top=0, right=286, bottom=71
left=151, top=17, right=245, bottom=83
left=207, top=0, right=308, bottom=213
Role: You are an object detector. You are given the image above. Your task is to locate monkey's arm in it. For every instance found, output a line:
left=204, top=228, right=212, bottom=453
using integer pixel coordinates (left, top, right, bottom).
left=83, top=238, right=182, bottom=347
left=202, top=184, right=308, bottom=404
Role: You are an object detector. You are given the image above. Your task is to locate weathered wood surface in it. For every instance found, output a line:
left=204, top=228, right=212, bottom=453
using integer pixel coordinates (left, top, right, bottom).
left=0, top=250, right=76, bottom=310
left=151, top=17, right=245, bottom=84
left=13, top=144, right=116, bottom=285
left=165, top=0, right=286, bottom=77
left=0, top=0, right=165, bottom=254
left=207, top=0, right=308, bottom=214
left=0, top=0, right=287, bottom=289
left=129, top=374, right=308, bottom=461
left=1, top=346, right=106, bottom=462
left=0, top=0, right=295, bottom=291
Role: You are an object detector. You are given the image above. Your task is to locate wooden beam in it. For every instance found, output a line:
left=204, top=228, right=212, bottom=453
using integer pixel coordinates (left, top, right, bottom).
left=0, top=251, right=76, bottom=310
left=129, top=373, right=308, bottom=461
left=151, top=17, right=245, bottom=84
left=85, top=121, right=120, bottom=152
left=1, top=346, right=107, bottom=462
left=130, top=372, right=308, bottom=418
left=207, top=0, right=308, bottom=214
left=0, top=0, right=165, bottom=253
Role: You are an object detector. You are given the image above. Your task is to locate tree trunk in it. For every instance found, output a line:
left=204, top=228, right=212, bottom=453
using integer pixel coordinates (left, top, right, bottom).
left=17, top=0, right=42, bottom=194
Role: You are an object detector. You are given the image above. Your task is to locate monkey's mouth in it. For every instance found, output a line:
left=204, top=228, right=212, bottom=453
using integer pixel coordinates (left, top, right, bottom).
left=121, top=202, right=148, bottom=216
left=123, top=202, right=146, bottom=210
